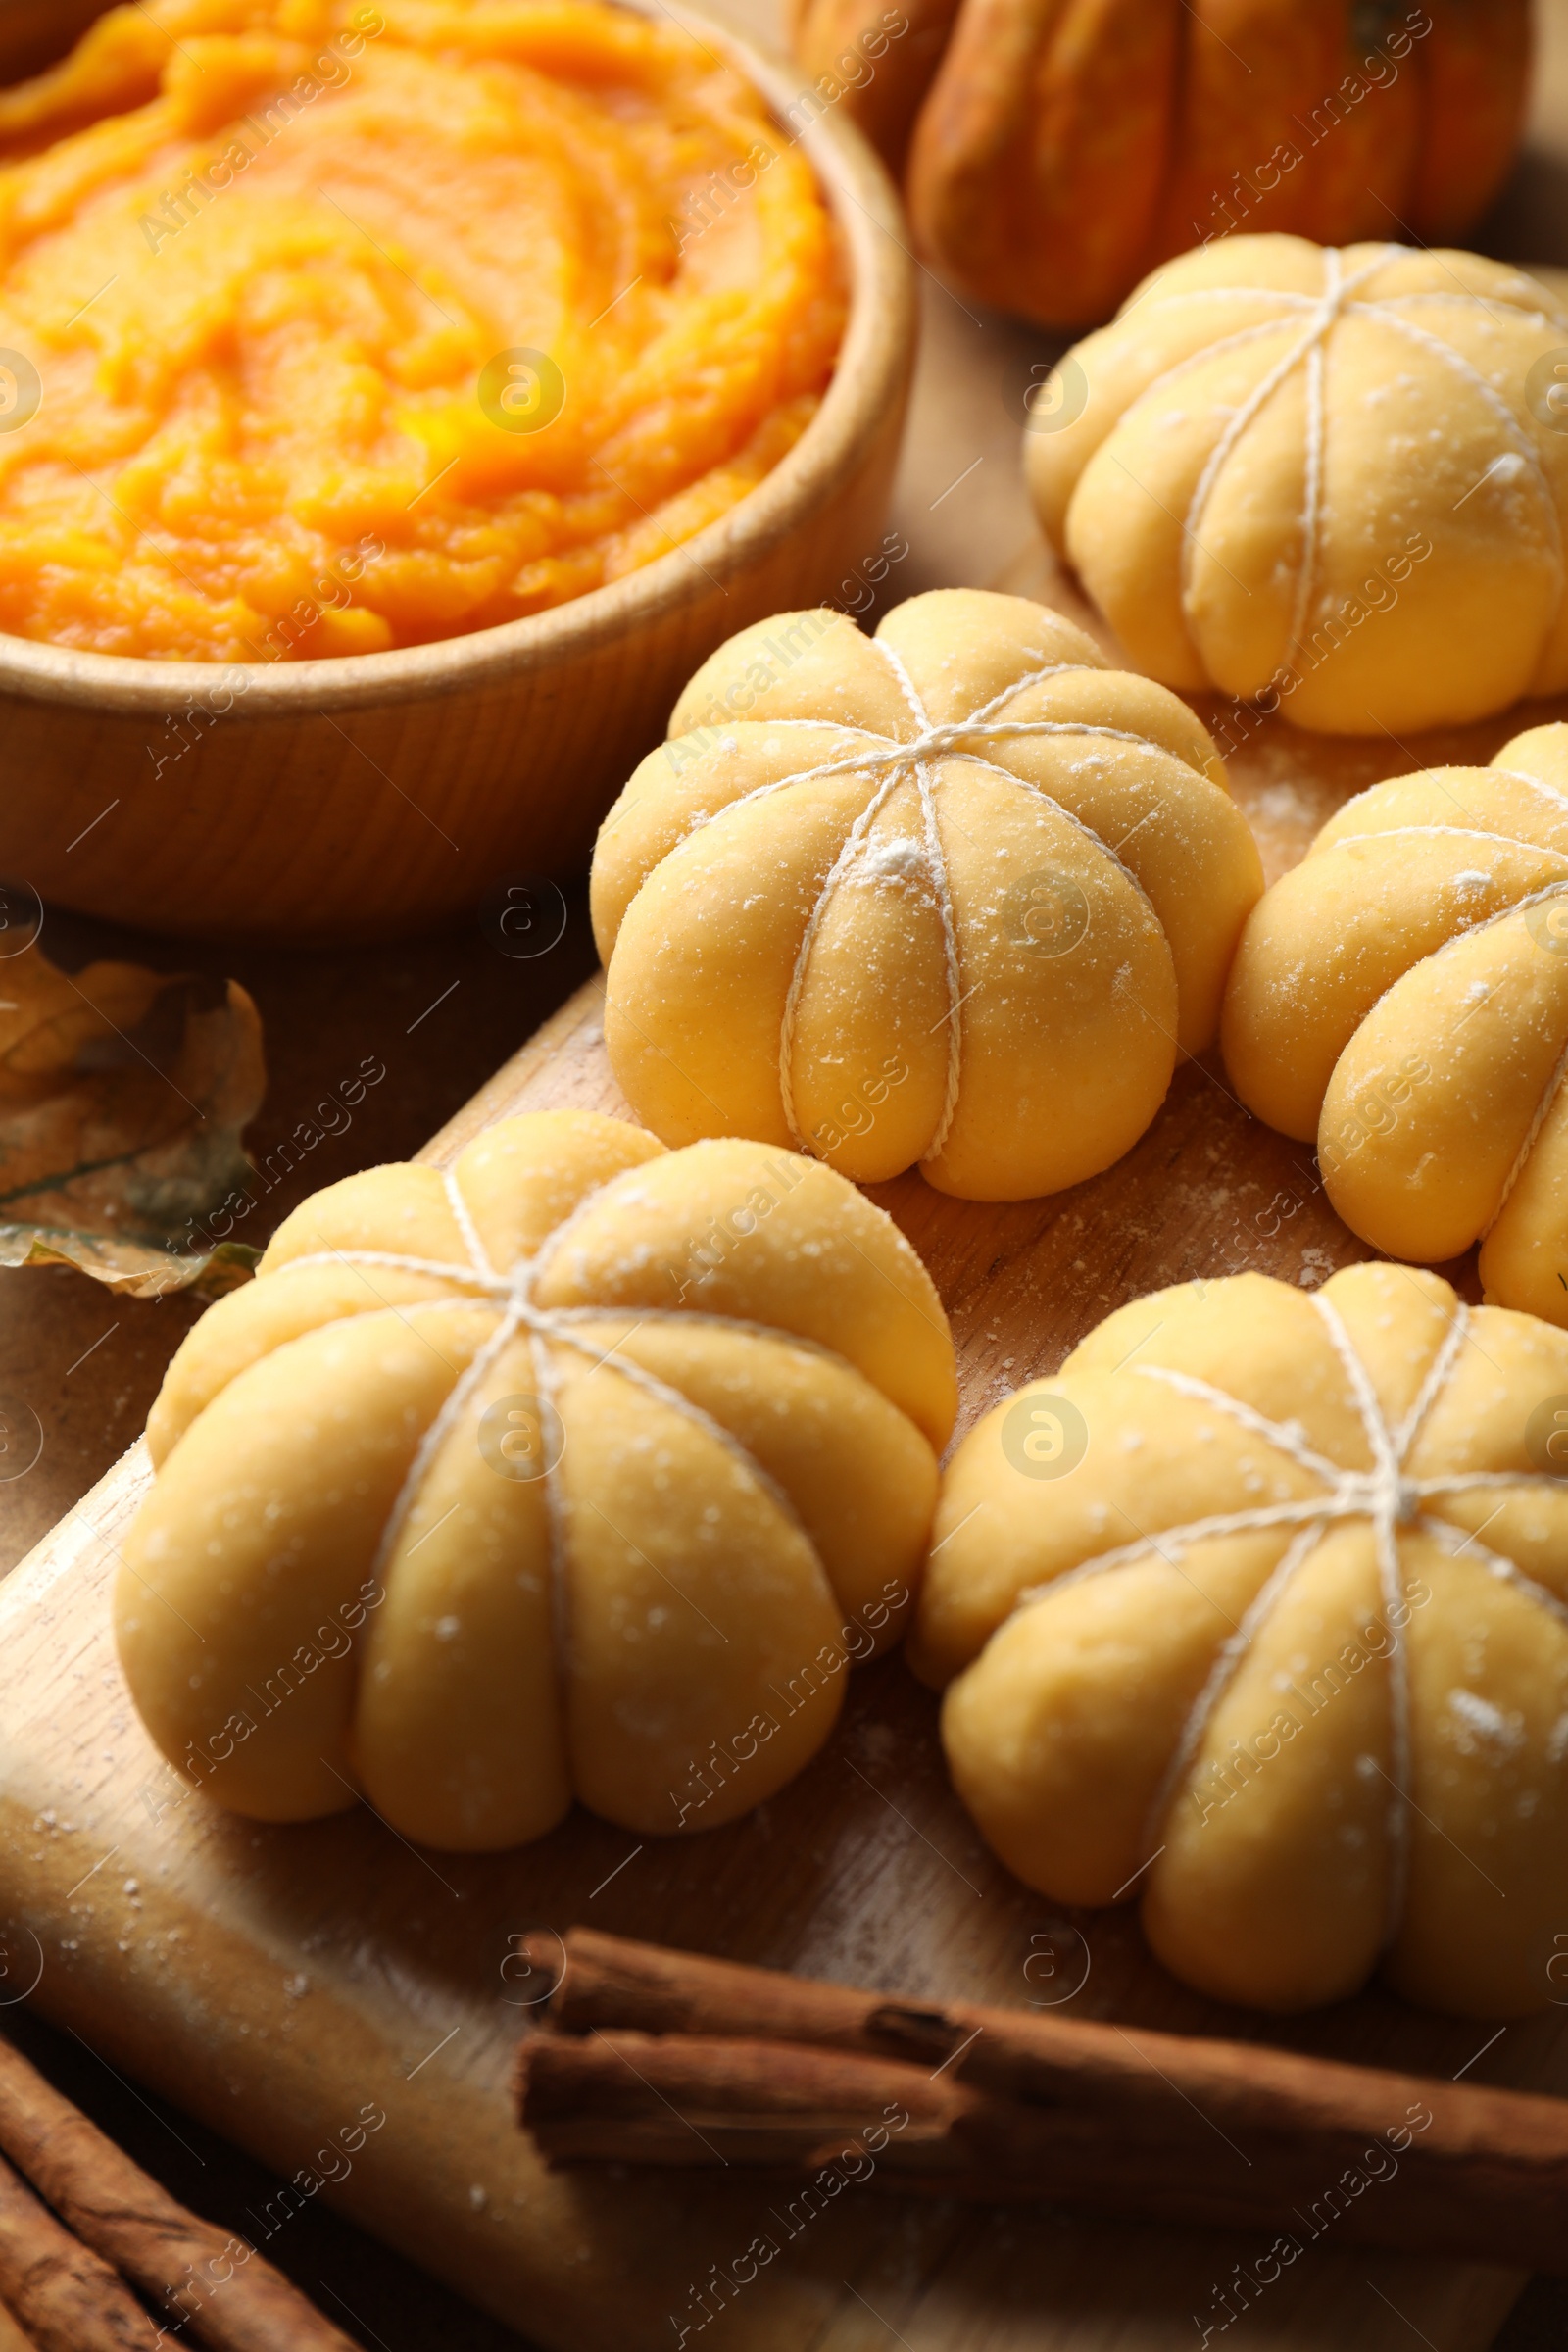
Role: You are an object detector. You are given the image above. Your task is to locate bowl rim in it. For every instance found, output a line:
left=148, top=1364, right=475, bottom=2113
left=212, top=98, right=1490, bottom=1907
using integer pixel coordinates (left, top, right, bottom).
left=0, top=0, right=912, bottom=715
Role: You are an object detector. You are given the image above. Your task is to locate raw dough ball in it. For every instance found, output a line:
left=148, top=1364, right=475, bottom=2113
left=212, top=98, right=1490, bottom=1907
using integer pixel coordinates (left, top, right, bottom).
left=117, top=1111, right=955, bottom=1850
left=915, top=1263, right=1568, bottom=2018
left=592, top=589, right=1261, bottom=1201
left=1222, top=721, right=1568, bottom=1326
left=1026, top=235, right=1568, bottom=734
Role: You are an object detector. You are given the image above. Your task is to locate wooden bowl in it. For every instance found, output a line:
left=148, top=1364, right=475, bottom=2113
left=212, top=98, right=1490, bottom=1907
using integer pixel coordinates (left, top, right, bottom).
left=0, top=4, right=915, bottom=944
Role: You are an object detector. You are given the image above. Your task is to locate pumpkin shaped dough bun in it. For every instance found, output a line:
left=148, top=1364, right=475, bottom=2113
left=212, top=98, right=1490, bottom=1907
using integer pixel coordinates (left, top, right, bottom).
left=916, top=1263, right=1568, bottom=2020
left=592, top=589, right=1262, bottom=1202
left=116, top=1111, right=956, bottom=1851
left=1027, top=237, right=1568, bottom=734
left=1223, top=721, right=1568, bottom=1328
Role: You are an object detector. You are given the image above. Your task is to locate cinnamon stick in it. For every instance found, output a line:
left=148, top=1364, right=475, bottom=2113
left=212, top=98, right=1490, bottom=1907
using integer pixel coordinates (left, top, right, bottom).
left=0, top=2293, right=39, bottom=2352
left=0, top=2034, right=357, bottom=2352
left=514, top=1928, right=1568, bottom=2274
left=0, top=2147, right=156, bottom=2351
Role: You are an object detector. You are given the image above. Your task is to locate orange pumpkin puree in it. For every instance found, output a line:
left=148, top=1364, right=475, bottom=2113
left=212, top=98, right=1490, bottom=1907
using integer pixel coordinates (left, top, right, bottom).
left=0, top=0, right=845, bottom=659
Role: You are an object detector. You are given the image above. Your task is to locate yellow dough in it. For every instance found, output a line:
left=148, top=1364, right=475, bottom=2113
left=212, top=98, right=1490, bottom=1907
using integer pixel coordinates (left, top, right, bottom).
left=1222, top=721, right=1568, bottom=1326
left=116, top=1110, right=956, bottom=1850
left=591, top=588, right=1261, bottom=1201
left=1026, top=235, right=1568, bottom=734
left=914, top=1263, right=1568, bottom=2018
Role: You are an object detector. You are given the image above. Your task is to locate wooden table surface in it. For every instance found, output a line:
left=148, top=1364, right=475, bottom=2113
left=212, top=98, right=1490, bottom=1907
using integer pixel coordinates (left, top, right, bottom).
left=8, top=3, right=1568, bottom=2345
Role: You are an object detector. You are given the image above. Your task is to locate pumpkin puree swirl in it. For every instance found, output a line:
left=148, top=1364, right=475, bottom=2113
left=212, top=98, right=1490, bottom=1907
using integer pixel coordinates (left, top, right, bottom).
left=0, top=0, right=845, bottom=659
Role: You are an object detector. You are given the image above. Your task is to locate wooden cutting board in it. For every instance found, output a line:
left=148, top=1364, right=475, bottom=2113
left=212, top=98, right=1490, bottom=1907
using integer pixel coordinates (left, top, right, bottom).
left=8, top=594, right=1568, bottom=2352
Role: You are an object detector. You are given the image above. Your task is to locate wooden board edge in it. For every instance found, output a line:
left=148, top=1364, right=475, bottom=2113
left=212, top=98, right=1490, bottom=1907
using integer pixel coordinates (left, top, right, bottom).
left=0, top=1439, right=150, bottom=1632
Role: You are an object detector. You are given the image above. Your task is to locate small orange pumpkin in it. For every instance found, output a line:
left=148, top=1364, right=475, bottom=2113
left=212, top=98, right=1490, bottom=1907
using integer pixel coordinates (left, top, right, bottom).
left=792, top=0, right=1532, bottom=328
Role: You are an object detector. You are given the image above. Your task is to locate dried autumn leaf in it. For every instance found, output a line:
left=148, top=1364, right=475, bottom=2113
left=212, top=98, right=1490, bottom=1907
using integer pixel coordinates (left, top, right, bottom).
left=0, top=932, right=265, bottom=1297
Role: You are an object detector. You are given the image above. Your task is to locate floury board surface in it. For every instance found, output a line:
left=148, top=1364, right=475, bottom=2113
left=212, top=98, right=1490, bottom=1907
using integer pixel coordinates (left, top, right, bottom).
left=12, top=594, right=1568, bottom=2350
